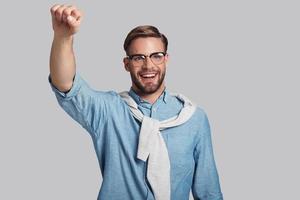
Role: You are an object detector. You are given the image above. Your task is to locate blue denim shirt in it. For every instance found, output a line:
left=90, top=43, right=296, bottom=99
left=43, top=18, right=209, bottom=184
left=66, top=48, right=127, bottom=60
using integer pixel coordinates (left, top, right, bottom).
left=49, top=73, right=223, bottom=200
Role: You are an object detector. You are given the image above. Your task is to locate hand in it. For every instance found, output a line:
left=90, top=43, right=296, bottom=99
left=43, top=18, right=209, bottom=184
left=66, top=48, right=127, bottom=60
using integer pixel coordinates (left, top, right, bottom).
left=50, top=4, right=83, bottom=37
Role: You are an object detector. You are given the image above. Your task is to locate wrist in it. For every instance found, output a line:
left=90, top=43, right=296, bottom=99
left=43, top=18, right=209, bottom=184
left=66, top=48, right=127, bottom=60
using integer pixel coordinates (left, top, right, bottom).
left=53, top=34, right=74, bottom=42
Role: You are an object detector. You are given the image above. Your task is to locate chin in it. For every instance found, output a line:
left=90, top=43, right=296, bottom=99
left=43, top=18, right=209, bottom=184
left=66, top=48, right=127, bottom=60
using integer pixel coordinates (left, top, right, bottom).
left=131, top=72, right=165, bottom=95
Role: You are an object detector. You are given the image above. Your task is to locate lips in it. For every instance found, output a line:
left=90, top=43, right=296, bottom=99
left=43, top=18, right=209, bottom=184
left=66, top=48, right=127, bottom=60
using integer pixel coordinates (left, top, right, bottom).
left=140, top=73, right=156, bottom=78
left=138, top=72, right=158, bottom=85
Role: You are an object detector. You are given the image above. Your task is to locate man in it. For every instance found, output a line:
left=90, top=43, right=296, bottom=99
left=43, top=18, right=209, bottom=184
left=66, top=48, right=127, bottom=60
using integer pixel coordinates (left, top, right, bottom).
left=49, top=4, right=223, bottom=200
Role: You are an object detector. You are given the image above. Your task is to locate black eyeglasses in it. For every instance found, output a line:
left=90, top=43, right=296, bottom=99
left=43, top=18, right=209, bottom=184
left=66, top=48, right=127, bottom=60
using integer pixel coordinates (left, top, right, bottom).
left=127, top=52, right=167, bottom=66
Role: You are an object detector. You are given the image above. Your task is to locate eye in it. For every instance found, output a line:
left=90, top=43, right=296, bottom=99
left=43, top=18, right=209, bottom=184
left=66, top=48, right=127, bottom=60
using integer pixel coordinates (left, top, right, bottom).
left=132, top=55, right=145, bottom=61
left=151, top=53, right=164, bottom=60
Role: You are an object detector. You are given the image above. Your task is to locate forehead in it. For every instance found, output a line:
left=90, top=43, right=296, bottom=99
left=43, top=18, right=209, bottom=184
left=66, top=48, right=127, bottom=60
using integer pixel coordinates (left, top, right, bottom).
left=128, top=37, right=165, bottom=54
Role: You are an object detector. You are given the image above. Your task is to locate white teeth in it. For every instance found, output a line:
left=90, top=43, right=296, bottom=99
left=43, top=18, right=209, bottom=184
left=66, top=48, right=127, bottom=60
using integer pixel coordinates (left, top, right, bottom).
left=141, top=74, right=155, bottom=78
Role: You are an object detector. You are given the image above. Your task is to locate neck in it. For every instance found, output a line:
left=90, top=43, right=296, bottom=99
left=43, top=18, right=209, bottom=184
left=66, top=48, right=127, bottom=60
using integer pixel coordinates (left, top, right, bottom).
left=132, top=85, right=166, bottom=104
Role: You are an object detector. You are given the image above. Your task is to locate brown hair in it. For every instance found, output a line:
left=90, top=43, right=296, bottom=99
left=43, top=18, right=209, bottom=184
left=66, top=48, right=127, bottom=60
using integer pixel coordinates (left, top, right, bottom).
left=123, top=25, right=168, bottom=55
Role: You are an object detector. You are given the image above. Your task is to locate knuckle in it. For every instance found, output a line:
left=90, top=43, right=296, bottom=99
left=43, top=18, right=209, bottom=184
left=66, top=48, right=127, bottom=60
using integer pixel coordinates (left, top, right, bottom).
left=74, top=10, right=83, bottom=18
left=50, top=4, right=59, bottom=13
left=56, top=7, right=64, bottom=15
left=62, top=9, right=70, bottom=15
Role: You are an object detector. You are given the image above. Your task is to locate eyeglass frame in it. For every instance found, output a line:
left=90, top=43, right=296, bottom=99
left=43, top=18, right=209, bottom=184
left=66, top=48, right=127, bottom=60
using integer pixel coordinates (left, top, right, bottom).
left=126, top=51, right=167, bottom=66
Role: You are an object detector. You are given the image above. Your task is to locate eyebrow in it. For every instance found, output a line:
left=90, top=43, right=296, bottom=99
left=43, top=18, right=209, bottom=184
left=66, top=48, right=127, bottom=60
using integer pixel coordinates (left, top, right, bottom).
left=128, top=52, right=165, bottom=57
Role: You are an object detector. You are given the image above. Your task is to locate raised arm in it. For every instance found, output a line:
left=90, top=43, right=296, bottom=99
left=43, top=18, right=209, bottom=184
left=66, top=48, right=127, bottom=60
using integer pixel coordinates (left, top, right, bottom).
left=49, top=4, right=83, bottom=92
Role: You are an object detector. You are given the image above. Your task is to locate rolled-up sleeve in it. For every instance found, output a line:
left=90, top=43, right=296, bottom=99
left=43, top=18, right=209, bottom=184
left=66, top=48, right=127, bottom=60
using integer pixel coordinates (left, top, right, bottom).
left=48, top=73, right=110, bottom=139
left=192, top=113, right=223, bottom=200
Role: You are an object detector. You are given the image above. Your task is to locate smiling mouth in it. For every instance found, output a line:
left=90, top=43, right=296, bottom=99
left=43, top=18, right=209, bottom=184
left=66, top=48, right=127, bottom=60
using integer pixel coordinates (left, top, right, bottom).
left=140, top=73, right=157, bottom=79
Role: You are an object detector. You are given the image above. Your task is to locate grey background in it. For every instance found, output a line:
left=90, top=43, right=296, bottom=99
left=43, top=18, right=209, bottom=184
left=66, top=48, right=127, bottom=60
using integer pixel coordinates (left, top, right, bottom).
left=0, top=0, right=299, bottom=199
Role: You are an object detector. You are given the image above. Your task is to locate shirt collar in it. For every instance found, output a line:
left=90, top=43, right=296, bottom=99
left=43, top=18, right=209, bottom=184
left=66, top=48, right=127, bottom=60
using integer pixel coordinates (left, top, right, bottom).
left=128, top=87, right=170, bottom=106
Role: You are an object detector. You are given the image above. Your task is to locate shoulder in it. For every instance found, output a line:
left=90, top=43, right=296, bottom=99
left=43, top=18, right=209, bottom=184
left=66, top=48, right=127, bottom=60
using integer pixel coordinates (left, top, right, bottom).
left=193, top=106, right=208, bottom=120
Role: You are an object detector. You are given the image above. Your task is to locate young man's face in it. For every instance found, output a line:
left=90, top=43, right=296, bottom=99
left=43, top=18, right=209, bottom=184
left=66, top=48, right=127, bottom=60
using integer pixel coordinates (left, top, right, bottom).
left=123, top=37, right=168, bottom=95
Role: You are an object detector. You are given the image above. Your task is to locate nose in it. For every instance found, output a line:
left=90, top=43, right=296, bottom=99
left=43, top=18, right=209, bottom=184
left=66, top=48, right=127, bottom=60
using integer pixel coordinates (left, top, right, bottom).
left=142, top=56, right=154, bottom=69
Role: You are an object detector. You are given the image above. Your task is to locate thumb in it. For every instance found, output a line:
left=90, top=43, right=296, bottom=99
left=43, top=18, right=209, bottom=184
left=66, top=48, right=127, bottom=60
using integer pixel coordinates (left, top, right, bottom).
left=67, top=15, right=80, bottom=27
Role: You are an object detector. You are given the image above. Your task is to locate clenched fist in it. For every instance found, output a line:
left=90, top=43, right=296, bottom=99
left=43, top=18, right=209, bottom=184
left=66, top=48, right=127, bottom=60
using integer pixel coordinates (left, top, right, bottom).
left=50, top=4, right=83, bottom=37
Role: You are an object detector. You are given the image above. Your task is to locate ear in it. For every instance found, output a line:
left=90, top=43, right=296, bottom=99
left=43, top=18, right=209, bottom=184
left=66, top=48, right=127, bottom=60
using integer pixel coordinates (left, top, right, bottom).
left=123, top=57, right=130, bottom=72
